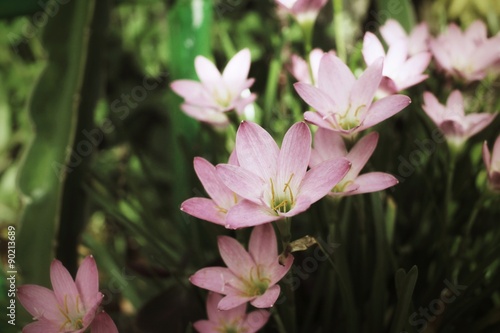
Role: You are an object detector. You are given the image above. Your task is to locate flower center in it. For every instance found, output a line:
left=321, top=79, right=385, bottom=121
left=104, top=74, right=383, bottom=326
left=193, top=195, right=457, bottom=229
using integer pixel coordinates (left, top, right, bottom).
left=332, top=180, right=354, bottom=193
left=270, top=174, right=295, bottom=214
left=213, top=86, right=232, bottom=109
left=58, top=295, right=85, bottom=331
left=243, top=265, right=271, bottom=297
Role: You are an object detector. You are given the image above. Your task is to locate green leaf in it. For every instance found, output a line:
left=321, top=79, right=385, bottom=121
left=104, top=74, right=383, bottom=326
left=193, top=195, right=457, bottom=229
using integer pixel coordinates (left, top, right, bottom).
left=17, top=0, right=95, bottom=286
left=391, top=265, right=418, bottom=333
left=375, top=0, right=416, bottom=32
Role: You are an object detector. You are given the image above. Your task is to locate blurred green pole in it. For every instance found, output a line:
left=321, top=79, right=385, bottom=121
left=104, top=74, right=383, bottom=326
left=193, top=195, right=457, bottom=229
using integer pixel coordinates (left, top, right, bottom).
left=166, top=0, right=212, bottom=223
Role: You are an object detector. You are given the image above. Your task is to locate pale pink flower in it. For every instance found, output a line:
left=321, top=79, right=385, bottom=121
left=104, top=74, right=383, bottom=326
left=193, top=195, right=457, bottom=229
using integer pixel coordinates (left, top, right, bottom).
left=171, top=49, right=256, bottom=126
left=18, top=256, right=118, bottom=333
left=181, top=153, right=240, bottom=226
left=379, top=19, right=430, bottom=56
left=216, top=121, right=351, bottom=228
left=194, top=292, right=270, bottom=333
left=483, top=135, right=500, bottom=191
left=422, top=90, right=496, bottom=148
left=190, top=224, right=293, bottom=310
left=429, top=20, right=500, bottom=82
left=363, top=31, right=431, bottom=95
left=294, top=54, right=411, bottom=135
left=310, top=129, right=398, bottom=196
left=289, top=48, right=336, bottom=85
left=275, top=0, right=328, bottom=25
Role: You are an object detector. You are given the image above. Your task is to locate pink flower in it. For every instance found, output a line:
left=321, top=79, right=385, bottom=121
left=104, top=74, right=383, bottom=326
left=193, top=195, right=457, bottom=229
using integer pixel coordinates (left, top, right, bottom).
left=190, top=224, right=293, bottom=310
left=171, top=49, right=256, bottom=126
left=310, top=129, right=398, bottom=196
left=483, top=135, right=500, bottom=192
left=216, top=121, right=351, bottom=228
left=379, top=19, right=430, bottom=56
left=294, top=54, right=411, bottom=135
left=275, top=0, right=328, bottom=24
left=194, top=292, right=270, bottom=333
left=181, top=153, right=240, bottom=226
left=422, top=90, right=496, bottom=149
left=18, top=256, right=118, bottom=333
left=362, top=31, right=431, bottom=95
left=429, top=20, right=500, bottom=82
left=289, top=48, right=336, bottom=85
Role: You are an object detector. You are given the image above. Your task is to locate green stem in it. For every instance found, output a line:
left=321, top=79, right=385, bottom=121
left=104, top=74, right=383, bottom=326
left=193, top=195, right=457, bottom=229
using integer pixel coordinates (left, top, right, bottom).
left=332, top=0, right=346, bottom=62
left=272, top=308, right=288, bottom=333
left=300, top=20, right=316, bottom=86
left=443, top=149, right=457, bottom=229
left=276, top=217, right=292, bottom=255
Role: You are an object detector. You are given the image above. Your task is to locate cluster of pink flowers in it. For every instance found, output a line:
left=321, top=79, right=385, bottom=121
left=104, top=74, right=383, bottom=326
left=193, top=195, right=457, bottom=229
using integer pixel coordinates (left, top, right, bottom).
left=171, top=4, right=500, bottom=331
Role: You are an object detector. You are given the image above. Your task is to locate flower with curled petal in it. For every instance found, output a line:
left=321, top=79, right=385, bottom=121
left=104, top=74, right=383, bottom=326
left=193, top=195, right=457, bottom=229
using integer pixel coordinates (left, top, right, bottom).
left=190, top=224, right=293, bottom=311
left=215, top=121, right=350, bottom=229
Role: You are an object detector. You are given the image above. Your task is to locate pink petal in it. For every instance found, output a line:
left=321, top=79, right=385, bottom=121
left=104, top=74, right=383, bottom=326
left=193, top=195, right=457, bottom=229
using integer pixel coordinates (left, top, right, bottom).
left=75, top=256, right=100, bottom=311
left=492, top=135, right=500, bottom=168
left=206, top=292, right=246, bottom=322
left=170, top=80, right=204, bottom=101
left=267, top=252, right=293, bottom=283
left=190, top=267, right=237, bottom=294
left=348, top=172, right=398, bottom=195
left=299, top=158, right=351, bottom=203
left=361, top=94, right=410, bottom=129
left=223, top=49, right=251, bottom=91
left=446, top=90, right=464, bottom=117
left=384, top=40, right=408, bottom=74
left=483, top=140, right=492, bottom=173
left=409, top=23, right=430, bottom=54
left=225, top=200, right=280, bottom=229
left=310, top=128, right=347, bottom=167
left=22, top=319, right=61, bottom=333
left=380, top=19, right=407, bottom=45
left=304, top=111, right=335, bottom=130
left=250, top=285, right=281, bottom=308
left=294, top=82, right=335, bottom=113
left=181, top=197, right=226, bottom=225
left=218, top=236, right=255, bottom=277
left=422, top=91, right=445, bottom=125
left=277, top=122, right=311, bottom=192
left=216, top=164, right=264, bottom=203
left=194, top=157, right=236, bottom=209
left=464, top=113, right=496, bottom=138
left=352, top=57, right=383, bottom=112
left=235, top=121, right=279, bottom=181
left=17, top=285, right=62, bottom=322
left=205, top=292, right=224, bottom=321
left=195, top=55, right=222, bottom=83
left=465, top=20, right=487, bottom=43
left=345, top=132, right=379, bottom=179
left=218, top=294, right=252, bottom=311
left=243, top=310, right=271, bottom=333
left=50, top=259, right=79, bottom=305
left=400, top=52, right=431, bottom=78
left=90, top=311, right=119, bottom=333
left=193, top=320, right=219, bottom=333
left=473, top=38, right=500, bottom=72
left=317, top=54, right=355, bottom=110
left=362, top=32, right=386, bottom=66
left=249, top=224, right=278, bottom=268
left=429, top=40, right=453, bottom=72
left=181, top=104, right=229, bottom=126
